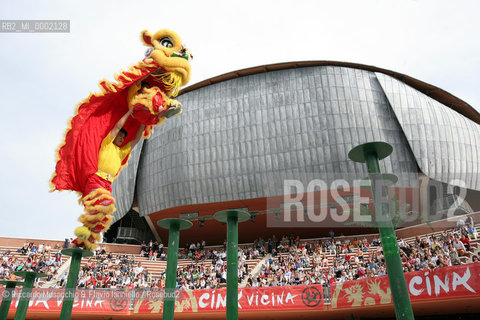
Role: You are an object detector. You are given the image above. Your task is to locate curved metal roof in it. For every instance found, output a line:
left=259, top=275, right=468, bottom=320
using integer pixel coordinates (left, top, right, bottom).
left=180, top=61, right=480, bottom=124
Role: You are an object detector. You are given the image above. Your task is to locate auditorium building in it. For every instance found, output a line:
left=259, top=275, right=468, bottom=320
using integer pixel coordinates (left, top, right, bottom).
left=106, top=61, right=480, bottom=246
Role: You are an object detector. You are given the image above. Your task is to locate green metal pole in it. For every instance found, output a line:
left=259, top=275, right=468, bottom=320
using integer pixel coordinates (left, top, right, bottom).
left=157, top=218, right=192, bottom=320
left=214, top=209, right=250, bottom=320
left=226, top=214, right=239, bottom=320
left=349, top=142, right=414, bottom=320
left=0, top=281, right=23, bottom=320
left=364, top=151, right=414, bottom=320
left=59, top=248, right=93, bottom=320
left=163, top=223, right=180, bottom=320
left=13, top=271, right=47, bottom=320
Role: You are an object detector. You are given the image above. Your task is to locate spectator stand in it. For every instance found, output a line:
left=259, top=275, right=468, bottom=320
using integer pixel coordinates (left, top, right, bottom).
left=0, top=241, right=69, bottom=288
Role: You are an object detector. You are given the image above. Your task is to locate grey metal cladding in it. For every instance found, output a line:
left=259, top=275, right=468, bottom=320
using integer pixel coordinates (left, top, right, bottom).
left=134, top=66, right=420, bottom=216
left=376, top=73, right=480, bottom=191
left=111, top=139, right=144, bottom=224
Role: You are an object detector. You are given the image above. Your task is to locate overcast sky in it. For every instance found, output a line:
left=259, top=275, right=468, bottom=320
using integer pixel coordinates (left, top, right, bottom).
left=0, top=0, right=479, bottom=241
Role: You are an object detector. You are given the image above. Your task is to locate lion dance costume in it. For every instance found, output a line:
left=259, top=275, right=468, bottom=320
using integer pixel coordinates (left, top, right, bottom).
left=50, top=29, right=192, bottom=251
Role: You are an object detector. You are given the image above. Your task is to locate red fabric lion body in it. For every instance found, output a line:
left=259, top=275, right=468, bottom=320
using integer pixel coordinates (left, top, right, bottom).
left=51, top=61, right=159, bottom=194
left=50, top=29, right=192, bottom=251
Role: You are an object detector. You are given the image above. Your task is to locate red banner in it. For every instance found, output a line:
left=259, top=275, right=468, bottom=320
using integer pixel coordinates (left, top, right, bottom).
left=1, top=264, right=478, bottom=315
left=0, top=288, right=130, bottom=314
left=331, top=263, right=480, bottom=308
left=132, top=284, right=324, bottom=313
left=0, top=285, right=323, bottom=314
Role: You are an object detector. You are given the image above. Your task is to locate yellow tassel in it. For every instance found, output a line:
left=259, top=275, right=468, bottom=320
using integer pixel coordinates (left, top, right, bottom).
left=90, top=232, right=101, bottom=243
left=83, top=240, right=98, bottom=252
left=89, top=214, right=113, bottom=234
left=83, top=197, right=116, bottom=209
left=82, top=188, right=112, bottom=202
left=83, top=188, right=110, bottom=200
left=78, top=212, right=109, bottom=226
left=128, top=86, right=161, bottom=110
left=74, top=226, right=91, bottom=240
left=84, top=204, right=116, bottom=215
left=83, top=193, right=115, bottom=208
left=78, top=215, right=95, bottom=226
left=151, top=71, right=182, bottom=97
left=102, top=216, right=114, bottom=233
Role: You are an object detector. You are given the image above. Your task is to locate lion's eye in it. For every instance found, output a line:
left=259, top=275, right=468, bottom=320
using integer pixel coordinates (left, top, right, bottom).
left=159, top=37, right=174, bottom=48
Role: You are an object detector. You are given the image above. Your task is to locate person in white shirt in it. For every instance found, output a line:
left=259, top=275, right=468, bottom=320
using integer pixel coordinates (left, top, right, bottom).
left=453, top=239, right=466, bottom=253
left=134, top=264, right=142, bottom=276
left=285, top=270, right=292, bottom=282
left=426, top=237, right=433, bottom=246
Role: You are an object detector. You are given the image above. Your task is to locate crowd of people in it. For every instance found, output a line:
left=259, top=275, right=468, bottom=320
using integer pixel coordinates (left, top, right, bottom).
left=1, top=216, right=479, bottom=291
left=67, top=247, right=155, bottom=290
left=134, top=239, right=261, bottom=290
left=116, top=225, right=480, bottom=290
left=250, top=218, right=479, bottom=288
left=0, top=241, right=65, bottom=286
left=173, top=240, right=269, bottom=290
left=248, top=235, right=376, bottom=287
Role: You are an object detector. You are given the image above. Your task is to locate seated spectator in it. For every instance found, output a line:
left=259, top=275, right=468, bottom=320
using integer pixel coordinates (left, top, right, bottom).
left=465, top=216, right=474, bottom=228
left=460, top=234, right=471, bottom=252
left=453, top=237, right=466, bottom=256
left=449, top=247, right=461, bottom=265
left=468, top=225, right=478, bottom=240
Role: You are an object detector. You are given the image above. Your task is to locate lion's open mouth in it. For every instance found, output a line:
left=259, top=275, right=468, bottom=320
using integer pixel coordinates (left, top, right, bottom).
left=172, top=46, right=193, bottom=61
left=172, top=52, right=189, bottom=60
left=149, top=69, right=183, bottom=97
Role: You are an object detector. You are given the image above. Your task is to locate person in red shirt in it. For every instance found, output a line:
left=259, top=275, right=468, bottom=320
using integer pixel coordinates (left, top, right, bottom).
left=357, top=267, right=366, bottom=278
left=103, top=275, right=111, bottom=287
left=460, top=234, right=471, bottom=252
left=89, top=275, right=97, bottom=288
